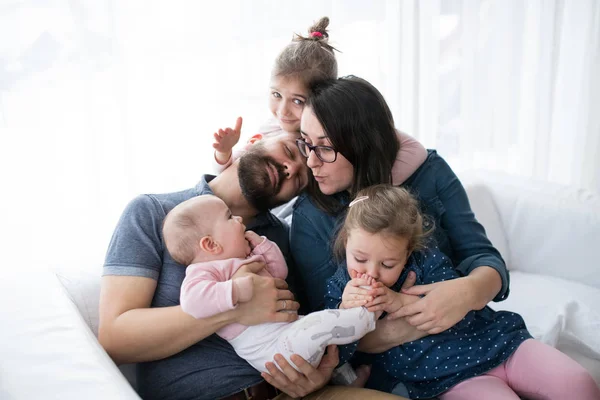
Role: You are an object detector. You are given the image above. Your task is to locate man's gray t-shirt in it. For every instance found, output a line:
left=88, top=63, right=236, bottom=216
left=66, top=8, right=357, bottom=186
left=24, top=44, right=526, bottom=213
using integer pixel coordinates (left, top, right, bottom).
left=103, top=176, right=294, bottom=400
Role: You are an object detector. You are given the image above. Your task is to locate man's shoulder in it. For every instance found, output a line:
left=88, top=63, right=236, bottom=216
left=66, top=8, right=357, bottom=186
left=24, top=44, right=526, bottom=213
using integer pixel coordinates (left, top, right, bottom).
left=147, top=188, right=199, bottom=212
left=105, top=189, right=196, bottom=255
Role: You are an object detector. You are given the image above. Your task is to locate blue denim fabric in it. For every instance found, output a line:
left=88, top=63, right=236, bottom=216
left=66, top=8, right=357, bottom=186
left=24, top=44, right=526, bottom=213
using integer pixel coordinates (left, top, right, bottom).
left=290, top=150, right=509, bottom=313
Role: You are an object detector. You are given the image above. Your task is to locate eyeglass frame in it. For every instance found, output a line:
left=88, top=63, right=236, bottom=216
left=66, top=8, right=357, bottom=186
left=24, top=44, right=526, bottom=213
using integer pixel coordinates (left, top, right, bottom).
left=295, top=139, right=338, bottom=163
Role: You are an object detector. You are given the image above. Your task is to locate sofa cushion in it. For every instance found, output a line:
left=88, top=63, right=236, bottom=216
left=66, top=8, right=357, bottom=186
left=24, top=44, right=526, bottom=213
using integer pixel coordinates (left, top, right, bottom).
left=0, top=267, right=140, bottom=400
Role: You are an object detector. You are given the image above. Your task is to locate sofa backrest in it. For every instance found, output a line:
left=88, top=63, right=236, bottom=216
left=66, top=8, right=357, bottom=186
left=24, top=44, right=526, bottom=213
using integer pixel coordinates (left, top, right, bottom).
left=461, top=170, right=600, bottom=289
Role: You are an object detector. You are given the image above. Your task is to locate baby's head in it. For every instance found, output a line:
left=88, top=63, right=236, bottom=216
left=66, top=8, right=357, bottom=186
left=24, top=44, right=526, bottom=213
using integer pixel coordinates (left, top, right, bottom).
left=162, top=195, right=250, bottom=266
left=269, top=16, right=338, bottom=133
left=334, top=185, right=430, bottom=287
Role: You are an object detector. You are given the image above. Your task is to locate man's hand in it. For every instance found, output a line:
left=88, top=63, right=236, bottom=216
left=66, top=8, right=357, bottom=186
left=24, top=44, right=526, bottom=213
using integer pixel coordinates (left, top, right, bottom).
left=234, top=270, right=299, bottom=326
left=261, top=345, right=338, bottom=398
left=213, top=116, right=242, bottom=164
left=232, top=260, right=266, bottom=278
left=389, top=277, right=476, bottom=334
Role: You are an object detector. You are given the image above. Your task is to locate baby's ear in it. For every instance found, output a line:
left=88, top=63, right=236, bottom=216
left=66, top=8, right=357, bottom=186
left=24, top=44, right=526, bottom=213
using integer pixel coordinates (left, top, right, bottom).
left=199, top=236, right=222, bottom=255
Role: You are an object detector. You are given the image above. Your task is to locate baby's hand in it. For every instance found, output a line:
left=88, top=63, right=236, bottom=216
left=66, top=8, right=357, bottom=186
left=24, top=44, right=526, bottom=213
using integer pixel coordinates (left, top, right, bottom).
left=213, top=117, right=243, bottom=164
left=244, top=230, right=264, bottom=251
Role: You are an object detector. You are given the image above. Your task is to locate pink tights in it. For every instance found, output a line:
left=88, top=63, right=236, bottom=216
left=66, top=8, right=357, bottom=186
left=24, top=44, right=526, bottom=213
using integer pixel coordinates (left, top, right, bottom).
left=440, top=339, right=600, bottom=400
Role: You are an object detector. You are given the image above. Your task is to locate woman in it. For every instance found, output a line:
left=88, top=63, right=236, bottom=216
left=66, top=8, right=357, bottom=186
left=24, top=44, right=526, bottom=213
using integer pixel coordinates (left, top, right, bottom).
left=291, top=76, right=508, bottom=336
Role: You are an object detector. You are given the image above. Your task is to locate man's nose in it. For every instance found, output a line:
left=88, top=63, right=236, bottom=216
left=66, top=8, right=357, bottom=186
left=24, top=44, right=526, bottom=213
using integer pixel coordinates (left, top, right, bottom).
left=282, top=158, right=302, bottom=178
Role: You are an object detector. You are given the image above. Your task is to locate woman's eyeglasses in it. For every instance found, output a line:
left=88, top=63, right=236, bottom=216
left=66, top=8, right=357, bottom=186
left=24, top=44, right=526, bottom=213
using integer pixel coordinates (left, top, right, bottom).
left=295, top=139, right=338, bottom=163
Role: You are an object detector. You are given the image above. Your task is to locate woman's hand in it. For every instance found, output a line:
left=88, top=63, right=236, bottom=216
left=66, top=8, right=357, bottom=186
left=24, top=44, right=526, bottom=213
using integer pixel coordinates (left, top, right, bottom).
left=389, top=277, right=476, bottom=334
left=261, top=345, right=338, bottom=398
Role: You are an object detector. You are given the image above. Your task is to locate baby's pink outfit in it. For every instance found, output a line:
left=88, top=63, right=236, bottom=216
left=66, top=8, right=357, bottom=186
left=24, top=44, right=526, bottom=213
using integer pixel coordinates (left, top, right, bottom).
left=180, top=238, right=286, bottom=340
left=180, top=237, right=376, bottom=373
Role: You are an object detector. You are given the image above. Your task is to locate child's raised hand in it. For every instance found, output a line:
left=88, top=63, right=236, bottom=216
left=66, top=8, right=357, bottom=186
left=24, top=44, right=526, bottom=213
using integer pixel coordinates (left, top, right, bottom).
left=244, top=230, right=264, bottom=250
left=213, top=116, right=243, bottom=164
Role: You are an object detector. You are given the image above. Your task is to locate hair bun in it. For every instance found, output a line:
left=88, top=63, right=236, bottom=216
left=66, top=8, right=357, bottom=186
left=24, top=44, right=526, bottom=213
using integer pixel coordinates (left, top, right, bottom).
left=308, top=16, right=330, bottom=39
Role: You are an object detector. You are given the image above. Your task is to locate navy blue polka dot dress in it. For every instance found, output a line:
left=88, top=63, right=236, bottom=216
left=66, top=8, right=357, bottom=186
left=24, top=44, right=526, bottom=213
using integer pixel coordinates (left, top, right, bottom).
left=325, top=248, right=532, bottom=399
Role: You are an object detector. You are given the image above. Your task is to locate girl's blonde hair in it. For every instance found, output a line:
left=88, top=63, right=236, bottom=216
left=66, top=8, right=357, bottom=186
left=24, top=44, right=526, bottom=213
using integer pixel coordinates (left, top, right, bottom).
left=272, top=17, right=338, bottom=86
left=334, top=185, right=432, bottom=259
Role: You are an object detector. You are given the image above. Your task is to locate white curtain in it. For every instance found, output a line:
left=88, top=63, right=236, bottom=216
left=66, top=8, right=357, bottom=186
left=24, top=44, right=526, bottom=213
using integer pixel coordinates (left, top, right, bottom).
left=1, top=0, right=599, bottom=271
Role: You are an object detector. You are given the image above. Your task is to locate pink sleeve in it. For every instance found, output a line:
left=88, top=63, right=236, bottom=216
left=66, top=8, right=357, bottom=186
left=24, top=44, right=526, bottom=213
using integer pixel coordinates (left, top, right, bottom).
left=211, top=149, right=244, bottom=174
left=180, top=261, right=238, bottom=319
left=391, top=130, right=428, bottom=185
left=251, top=238, right=288, bottom=280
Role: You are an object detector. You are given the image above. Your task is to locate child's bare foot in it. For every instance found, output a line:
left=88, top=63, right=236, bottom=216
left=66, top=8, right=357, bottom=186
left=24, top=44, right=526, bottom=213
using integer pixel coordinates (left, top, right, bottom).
left=349, top=364, right=371, bottom=388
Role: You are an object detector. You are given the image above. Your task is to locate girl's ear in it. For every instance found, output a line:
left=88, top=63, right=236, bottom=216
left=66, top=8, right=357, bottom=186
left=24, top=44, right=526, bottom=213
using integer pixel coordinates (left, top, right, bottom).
left=199, top=236, right=223, bottom=255
left=404, top=249, right=413, bottom=264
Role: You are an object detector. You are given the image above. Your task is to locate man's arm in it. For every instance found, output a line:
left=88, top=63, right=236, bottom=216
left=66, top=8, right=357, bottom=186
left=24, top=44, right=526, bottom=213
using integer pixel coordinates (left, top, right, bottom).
left=99, top=273, right=298, bottom=365
left=357, top=317, right=428, bottom=353
left=99, top=275, right=235, bottom=364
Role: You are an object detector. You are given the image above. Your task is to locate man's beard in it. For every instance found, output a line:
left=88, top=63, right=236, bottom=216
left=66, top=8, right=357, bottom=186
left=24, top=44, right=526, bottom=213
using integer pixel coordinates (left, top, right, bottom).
left=238, top=148, right=287, bottom=212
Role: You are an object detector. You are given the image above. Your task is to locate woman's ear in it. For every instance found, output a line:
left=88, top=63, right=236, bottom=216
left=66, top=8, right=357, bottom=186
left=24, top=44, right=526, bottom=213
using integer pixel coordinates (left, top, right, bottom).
left=199, top=236, right=223, bottom=255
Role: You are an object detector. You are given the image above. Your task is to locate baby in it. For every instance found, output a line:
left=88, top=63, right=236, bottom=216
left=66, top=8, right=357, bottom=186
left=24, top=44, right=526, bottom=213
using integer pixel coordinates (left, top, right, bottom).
left=162, top=194, right=376, bottom=380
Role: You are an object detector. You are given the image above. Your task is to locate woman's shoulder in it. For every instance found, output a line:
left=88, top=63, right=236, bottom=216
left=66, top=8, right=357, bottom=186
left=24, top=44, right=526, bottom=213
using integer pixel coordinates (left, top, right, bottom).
left=292, top=192, right=319, bottom=215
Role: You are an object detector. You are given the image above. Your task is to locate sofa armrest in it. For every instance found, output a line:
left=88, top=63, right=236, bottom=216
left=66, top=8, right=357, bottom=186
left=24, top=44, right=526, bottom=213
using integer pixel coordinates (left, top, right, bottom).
left=0, top=267, right=140, bottom=400
left=461, top=170, right=600, bottom=289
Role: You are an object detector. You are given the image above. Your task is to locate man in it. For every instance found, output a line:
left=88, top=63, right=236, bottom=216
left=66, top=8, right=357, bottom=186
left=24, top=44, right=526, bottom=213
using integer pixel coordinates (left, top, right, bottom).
left=99, top=131, right=408, bottom=400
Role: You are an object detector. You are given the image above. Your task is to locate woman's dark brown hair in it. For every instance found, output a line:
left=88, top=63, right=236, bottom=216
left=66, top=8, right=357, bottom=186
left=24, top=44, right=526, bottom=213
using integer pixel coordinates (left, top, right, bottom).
left=306, top=75, right=400, bottom=214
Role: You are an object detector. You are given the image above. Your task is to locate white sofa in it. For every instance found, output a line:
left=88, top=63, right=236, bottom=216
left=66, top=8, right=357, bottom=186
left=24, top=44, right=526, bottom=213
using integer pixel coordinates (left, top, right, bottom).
left=1, top=171, right=599, bottom=399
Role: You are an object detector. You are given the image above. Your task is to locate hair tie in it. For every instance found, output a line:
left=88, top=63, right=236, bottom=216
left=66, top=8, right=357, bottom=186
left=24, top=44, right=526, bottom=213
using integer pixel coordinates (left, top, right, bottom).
left=311, top=31, right=323, bottom=38
left=349, top=196, right=369, bottom=207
